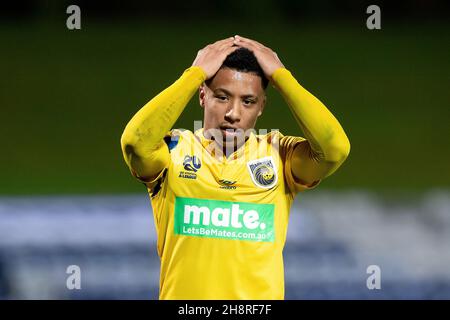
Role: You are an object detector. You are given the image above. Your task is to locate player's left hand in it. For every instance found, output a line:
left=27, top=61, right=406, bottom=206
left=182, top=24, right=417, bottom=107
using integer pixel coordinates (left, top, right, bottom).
left=233, top=35, right=285, bottom=80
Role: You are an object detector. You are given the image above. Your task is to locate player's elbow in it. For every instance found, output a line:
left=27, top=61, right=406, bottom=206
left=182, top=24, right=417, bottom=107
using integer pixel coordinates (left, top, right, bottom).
left=326, top=135, right=350, bottom=165
left=120, top=129, right=139, bottom=160
left=338, top=135, right=351, bottom=161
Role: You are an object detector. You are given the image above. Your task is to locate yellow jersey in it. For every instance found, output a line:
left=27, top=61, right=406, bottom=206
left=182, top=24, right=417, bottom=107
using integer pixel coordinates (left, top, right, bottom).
left=144, top=127, right=320, bottom=299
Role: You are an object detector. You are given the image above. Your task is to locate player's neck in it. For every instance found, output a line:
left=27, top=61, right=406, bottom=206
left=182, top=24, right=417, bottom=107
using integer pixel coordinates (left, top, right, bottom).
left=201, top=127, right=250, bottom=160
left=221, top=140, right=247, bottom=159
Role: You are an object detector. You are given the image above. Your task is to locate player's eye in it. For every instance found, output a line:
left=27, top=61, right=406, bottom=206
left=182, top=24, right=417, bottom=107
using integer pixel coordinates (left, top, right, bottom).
left=215, top=95, right=228, bottom=102
left=243, top=99, right=255, bottom=105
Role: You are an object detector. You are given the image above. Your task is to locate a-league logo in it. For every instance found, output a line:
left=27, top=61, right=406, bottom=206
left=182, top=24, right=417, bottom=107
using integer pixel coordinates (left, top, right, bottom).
left=179, top=155, right=201, bottom=180
left=183, top=155, right=201, bottom=172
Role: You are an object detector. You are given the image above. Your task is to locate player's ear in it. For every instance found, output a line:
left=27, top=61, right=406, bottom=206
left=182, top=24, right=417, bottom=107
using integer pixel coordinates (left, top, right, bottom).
left=257, top=95, right=266, bottom=117
left=199, top=85, right=206, bottom=108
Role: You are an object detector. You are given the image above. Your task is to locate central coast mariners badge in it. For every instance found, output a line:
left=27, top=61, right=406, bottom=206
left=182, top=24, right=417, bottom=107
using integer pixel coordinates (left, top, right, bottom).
left=247, top=156, right=278, bottom=189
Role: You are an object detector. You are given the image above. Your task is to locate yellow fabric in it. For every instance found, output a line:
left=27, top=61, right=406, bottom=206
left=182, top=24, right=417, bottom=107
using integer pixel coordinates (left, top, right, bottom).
left=271, top=68, right=350, bottom=185
left=121, top=66, right=207, bottom=182
left=149, top=128, right=317, bottom=300
left=120, top=66, right=350, bottom=300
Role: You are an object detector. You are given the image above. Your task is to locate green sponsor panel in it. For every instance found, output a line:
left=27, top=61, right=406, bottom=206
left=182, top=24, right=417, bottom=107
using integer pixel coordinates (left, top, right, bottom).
left=174, top=197, right=275, bottom=242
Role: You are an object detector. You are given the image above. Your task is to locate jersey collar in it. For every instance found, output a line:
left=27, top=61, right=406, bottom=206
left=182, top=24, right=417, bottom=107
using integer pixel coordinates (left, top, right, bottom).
left=194, top=128, right=256, bottom=161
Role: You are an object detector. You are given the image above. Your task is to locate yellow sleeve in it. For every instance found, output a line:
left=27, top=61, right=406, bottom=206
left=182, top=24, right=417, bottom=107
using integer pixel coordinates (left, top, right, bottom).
left=279, top=134, right=321, bottom=194
left=272, top=68, right=350, bottom=192
left=120, top=66, right=207, bottom=187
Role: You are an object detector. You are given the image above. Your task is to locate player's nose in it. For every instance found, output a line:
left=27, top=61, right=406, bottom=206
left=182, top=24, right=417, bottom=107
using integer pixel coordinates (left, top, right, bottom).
left=225, top=101, right=241, bottom=122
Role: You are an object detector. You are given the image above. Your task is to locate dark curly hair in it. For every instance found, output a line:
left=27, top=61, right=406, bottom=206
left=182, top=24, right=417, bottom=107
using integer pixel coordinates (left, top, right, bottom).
left=207, top=47, right=269, bottom=90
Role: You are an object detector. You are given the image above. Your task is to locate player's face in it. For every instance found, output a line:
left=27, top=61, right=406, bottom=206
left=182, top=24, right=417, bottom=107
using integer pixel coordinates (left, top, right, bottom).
left=200, top=67, right=266, bottom=147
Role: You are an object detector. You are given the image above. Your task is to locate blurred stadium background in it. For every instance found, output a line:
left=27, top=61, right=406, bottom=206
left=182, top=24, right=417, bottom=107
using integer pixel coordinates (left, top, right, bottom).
left=0, top=0, right=449, bottom=299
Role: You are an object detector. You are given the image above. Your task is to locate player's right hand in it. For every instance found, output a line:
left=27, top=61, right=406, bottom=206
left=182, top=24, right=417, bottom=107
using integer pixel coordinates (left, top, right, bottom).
left=192, top=37, right=238, bottom=80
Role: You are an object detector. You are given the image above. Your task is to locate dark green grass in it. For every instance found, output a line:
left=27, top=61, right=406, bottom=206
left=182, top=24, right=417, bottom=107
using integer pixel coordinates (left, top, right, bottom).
left=1, top=19, right=449, bottom=194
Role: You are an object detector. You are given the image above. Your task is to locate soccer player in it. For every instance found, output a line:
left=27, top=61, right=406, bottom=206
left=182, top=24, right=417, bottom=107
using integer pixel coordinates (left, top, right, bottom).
left=120, top=36, right=350, bottom=299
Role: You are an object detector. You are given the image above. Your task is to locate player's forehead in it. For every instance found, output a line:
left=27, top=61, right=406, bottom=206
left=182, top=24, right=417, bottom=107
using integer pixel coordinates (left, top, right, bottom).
left=208, top=68, right=264, bottom=96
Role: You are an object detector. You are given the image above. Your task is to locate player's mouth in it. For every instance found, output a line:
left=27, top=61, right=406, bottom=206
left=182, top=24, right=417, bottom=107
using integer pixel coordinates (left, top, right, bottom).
left=219, top=125, right=242, bottom=138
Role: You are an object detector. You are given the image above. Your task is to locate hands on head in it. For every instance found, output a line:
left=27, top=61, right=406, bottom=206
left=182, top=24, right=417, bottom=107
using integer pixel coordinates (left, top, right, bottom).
left=192, top=35, right=284, bottom=81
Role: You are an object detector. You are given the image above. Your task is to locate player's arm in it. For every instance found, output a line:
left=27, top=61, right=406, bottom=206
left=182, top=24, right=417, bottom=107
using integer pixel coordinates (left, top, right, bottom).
left=271, top=68, right=350, bottom=185
left=234, top=36, right=350, bottom=186
left=120, top=38, right=238, bottom=182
